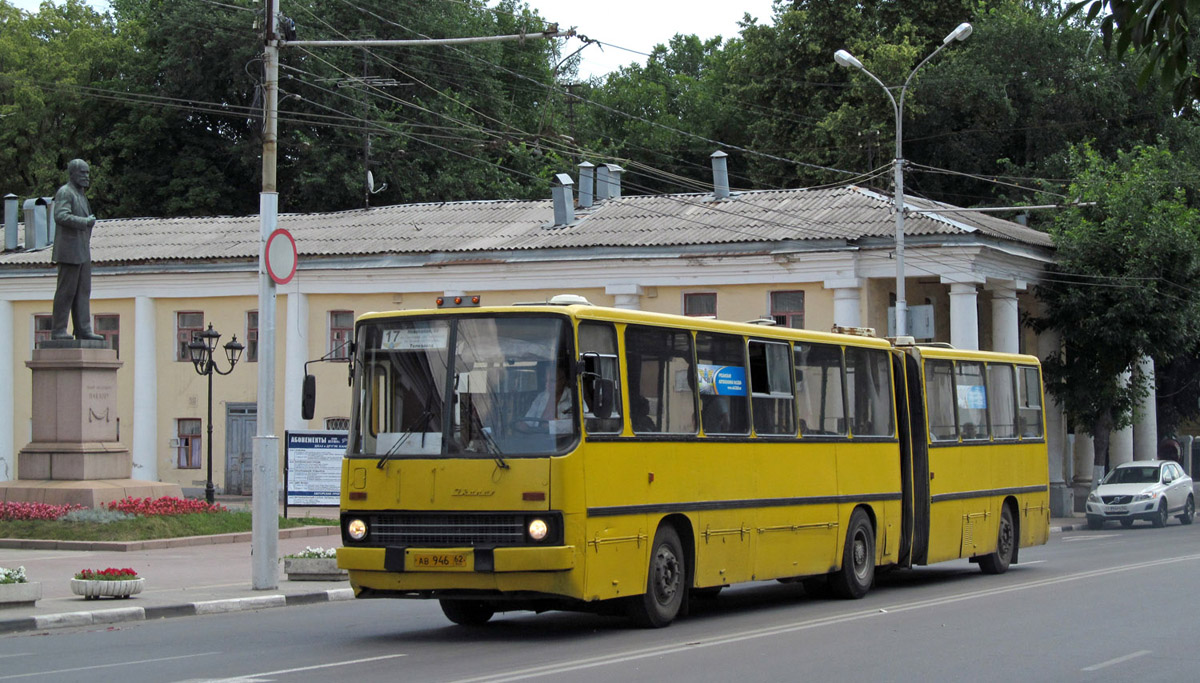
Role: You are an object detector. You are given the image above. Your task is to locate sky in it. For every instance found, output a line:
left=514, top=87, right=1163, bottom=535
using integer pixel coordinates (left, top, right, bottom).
left=9, top=0, right=779, bottom=79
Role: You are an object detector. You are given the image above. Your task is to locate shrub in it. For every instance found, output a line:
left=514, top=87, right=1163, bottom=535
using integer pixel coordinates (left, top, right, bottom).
left=0, top=566, right=28, bottom=584
left=0, top=501, right=85, bottom=521
left=62, top=508, right=138, bottom=524
left=286, top=546, right=337, bottom=559
left=106, top=496, right=226, bottom=516
left=75, top=568, right=139, bottom=581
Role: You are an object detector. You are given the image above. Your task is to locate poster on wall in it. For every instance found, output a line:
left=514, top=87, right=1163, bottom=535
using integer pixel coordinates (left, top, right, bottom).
left=284, top=430, right=347, bottom=510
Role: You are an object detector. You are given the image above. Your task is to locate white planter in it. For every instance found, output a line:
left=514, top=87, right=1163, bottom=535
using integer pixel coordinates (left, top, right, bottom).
left=0, top=582, right=42, bottom=608
left=283, top=557, right=348, bottom=581
left=70, top=578, right=144, bottom=600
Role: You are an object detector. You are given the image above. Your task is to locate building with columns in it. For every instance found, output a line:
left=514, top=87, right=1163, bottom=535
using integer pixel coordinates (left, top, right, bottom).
left=1, top=157, right=1135, bottom=514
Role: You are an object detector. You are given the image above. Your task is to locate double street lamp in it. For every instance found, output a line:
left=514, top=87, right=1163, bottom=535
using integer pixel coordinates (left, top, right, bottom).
left=834, top=22, right=973, bottom=337
left=188, top=323, right=245, bottom=504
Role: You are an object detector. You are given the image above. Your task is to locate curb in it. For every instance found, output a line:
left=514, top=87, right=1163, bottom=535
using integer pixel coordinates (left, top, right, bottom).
left=0, top=525, right=339, bottom=552
left=0, top=587, right=354, bottom=635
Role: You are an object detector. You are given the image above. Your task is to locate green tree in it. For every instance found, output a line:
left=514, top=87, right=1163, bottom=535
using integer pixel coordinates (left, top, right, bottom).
left=1030, top=142, right=1200, bottom=471
left=1062, top=1, right=1200, bottom=110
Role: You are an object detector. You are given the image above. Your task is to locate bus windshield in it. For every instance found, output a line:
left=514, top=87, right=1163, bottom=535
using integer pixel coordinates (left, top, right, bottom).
left=352, top=314, right=577, bottom=458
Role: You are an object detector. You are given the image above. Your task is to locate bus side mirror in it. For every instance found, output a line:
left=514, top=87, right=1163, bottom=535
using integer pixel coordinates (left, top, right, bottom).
left=301, top=374, right=316, bottom=420
left=592, top=378, right=615, bottom=419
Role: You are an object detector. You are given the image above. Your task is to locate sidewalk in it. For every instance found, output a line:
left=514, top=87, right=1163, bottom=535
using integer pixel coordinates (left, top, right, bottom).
left=1, top=507, right=1087, bottom=636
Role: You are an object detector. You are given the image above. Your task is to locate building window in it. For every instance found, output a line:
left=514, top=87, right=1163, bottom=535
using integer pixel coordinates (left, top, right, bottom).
left=177, top=311, right=204, bottom=362
left=33, top=314, right=52, bottom=346
left=245, top=311, right=259, bottom=363
left=94, top=314, right=119, bottom=357
left=325, top=417, right=350, bottom=431
left=683, top=292, right=717, bottom=317
left=329, top=310, right=353, bottom=361
left=177, top=418, right=202, bottom=469
left=771, top=291, right=804, bottom=328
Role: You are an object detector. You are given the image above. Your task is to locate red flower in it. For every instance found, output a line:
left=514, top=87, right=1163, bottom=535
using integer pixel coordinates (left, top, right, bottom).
left=75, top=567, right=139, bottom=581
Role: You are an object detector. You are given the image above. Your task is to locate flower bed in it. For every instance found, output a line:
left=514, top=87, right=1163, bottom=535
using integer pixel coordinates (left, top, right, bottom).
left=71, top=568, right=142, bottom=600
left=283, top=548, right=346, bottom=581
left=0, top=502, right=86, bottom=521
left=107, top=496, right=226, bottom=516
left=0, top=566, right=41, bottom=608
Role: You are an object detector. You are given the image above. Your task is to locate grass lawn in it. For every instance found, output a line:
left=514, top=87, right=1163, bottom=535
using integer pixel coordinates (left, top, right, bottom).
left=0, top=510, right=337, bottom=541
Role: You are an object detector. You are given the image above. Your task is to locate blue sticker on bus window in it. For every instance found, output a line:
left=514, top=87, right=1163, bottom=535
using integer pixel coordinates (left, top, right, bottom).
left=698, top=364, right=747, bottom=396
left=957, top=384, right=986, bottom=410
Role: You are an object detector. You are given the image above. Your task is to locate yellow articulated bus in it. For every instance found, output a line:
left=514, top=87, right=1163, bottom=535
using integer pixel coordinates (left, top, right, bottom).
left=329, top=295, right=1049, bottom=627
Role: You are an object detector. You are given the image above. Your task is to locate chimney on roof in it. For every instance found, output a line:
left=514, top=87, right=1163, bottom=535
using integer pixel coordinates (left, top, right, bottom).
left=596, top=164, right=611, bottom=201
left=4, top=194, right=17, bottom=251
left=606, top=164, right=624, bottom=199
left=552, top=173, right=575, bottom=227
left=23, top=197, right=50, bottom=250
left=711, top=150, right=730, bottom=200
left=578, top=161, right=595, bottom=208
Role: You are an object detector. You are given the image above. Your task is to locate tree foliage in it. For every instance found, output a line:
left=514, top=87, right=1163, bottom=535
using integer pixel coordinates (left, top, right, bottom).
left=1062, top=1, right=1200, bottom=110
left=1030, top=143, right=1200, bottom=465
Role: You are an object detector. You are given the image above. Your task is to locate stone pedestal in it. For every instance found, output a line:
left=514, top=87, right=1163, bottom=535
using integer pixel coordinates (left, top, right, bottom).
left=0, top=342, right=181, bottom=508
left=1049, top=481, right=1074, bottom=518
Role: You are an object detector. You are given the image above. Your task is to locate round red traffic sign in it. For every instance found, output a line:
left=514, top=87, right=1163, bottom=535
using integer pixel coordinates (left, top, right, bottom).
left=265, top=228, right=297, bottom=285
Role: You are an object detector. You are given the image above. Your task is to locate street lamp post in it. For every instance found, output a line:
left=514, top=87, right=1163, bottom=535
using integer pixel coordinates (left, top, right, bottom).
left=188, top=323, right=245, bottom=504
left=834, top=22, right=972, bottom=337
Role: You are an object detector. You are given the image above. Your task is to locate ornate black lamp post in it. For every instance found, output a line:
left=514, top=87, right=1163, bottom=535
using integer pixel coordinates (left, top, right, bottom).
left=188, top=323, right=244, bottom=504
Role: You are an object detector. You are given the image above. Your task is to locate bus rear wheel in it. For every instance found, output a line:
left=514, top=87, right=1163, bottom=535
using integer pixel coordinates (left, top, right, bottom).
left=979, top=505, right=1015, bottom=575
left=829, top=508, right=874, bottom=599
left=439, top=599, right=495, bottom=626
left=628, top=525, right=685, bottom=628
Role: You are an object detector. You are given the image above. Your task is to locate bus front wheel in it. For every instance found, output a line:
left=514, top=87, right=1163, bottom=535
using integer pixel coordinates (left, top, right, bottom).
left=439, top=599, right=495, bottom=626
left=628, top=525, right=685, bottom=628
left=979, top=505, right=1015, bottom=575
left=829, top=508, right=875, bottom=599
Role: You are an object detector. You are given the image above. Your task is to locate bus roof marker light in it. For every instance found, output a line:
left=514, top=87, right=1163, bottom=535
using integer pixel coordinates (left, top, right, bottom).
left=548, top=294, right=592, bottom=306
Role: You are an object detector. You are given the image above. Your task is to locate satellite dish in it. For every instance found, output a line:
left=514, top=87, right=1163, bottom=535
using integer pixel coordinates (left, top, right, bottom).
left=367, top=170, right=386, bottom=194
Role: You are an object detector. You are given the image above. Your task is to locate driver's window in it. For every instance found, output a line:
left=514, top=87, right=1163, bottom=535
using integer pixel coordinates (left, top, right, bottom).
left=579, top=322, right=623, bottom=434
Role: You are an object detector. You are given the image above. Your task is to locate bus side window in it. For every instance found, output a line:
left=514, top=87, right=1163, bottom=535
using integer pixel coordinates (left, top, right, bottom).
left=696, top=332, right=750, bottom=435
left=845, top=346, right=894, bottom=437
left=626, top=325, right=697, bottom=435
left=579, top=322, right=623, bottom=434
left=988, top=364, right=1017, bottom=439
left=924, top=359, right=957, bottom=442
left=749, top=339, right=795, bottom=435
left=795, top=342, right=846, bottom=436
left=1017, top=365, right=1044, bottom=438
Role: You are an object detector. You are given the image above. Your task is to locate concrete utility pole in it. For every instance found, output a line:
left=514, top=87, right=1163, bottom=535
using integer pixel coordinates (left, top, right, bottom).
left=251, top=0, right=572, bottom=590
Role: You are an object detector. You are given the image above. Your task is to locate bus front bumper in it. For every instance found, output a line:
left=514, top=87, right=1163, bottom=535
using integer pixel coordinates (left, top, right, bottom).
left=338, top=545, right=576, bottom=573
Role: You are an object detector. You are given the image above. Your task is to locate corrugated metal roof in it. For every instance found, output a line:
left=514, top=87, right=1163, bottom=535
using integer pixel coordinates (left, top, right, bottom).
left=0, top=186, right=1052, bottom=268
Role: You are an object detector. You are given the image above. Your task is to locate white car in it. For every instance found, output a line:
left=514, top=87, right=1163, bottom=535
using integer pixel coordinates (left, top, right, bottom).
left=1086, top=460, right=1195, bottom=529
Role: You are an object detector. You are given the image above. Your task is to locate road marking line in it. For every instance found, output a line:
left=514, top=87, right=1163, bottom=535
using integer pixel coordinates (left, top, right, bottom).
left=1020, top=560, right=1046, bottom=565
left=204, top=654, right=408, bottom=682
left=0, top=652, right=219, bottom=680
left=448, top=553, right=1200, bottom=683
left=1062, top=534, right=1119, bottom=542
left=1081, top=650, right=1152, bottom=671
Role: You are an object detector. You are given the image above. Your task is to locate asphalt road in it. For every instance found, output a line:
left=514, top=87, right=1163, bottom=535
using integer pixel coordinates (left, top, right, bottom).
left=3, top=520, right=1199, bottom=683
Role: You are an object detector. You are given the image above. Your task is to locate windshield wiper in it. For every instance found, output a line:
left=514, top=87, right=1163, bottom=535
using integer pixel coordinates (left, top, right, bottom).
left=376, top=407, right=436, bottom=469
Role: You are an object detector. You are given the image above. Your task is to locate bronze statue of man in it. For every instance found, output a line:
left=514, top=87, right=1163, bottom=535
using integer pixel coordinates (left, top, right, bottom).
left=51, top=159, right=102, bottom=341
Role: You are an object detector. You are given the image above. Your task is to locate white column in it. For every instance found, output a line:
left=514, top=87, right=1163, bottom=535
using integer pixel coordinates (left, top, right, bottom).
left=284, top=289, right=309, bottom=432
left=132, top=296, right=158, bottom=481
left=1073, top=429, right=1095, bottom=507
left=1110, top=370, right=1134, bottom=468
left=1037, top=329, right=1072, bottom=515
left=606, top=284, right=644, bottom=310
left=948, top=283, right=979, bottom=350
left=1133, top=355, right=1157, bottom=461
left=990, top=287, right=1019, bottom=354
left=826, top=278, right=863, bottom=328
left=0, top=300, right=13, bottom=481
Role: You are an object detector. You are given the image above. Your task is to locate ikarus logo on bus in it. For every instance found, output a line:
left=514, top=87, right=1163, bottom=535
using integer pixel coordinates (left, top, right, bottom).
left=452, top=488, right=495, bottom=497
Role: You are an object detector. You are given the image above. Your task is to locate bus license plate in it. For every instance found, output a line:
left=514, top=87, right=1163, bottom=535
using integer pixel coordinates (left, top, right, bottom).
left=407, top=550, right=473, bottom=571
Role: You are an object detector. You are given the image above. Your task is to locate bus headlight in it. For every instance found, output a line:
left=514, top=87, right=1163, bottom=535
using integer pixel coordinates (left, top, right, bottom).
left=347, top=518, right=368, bottom=541
left=528, top=518, right=549, bottom=542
